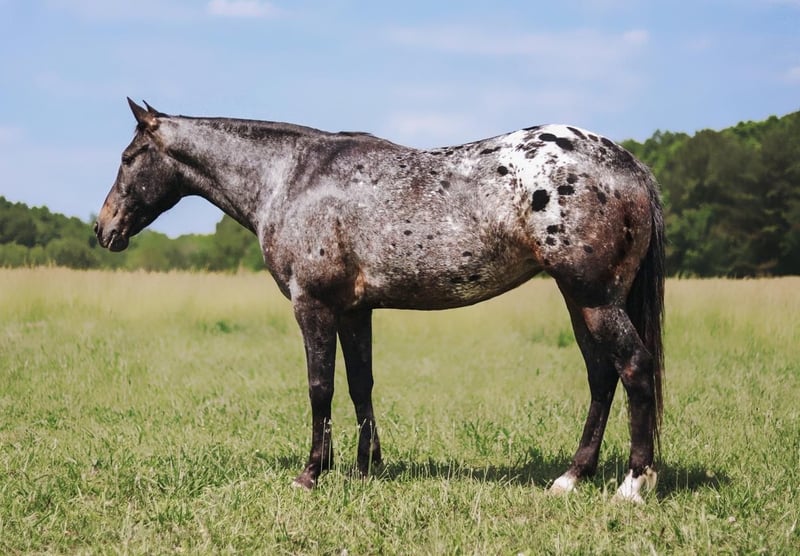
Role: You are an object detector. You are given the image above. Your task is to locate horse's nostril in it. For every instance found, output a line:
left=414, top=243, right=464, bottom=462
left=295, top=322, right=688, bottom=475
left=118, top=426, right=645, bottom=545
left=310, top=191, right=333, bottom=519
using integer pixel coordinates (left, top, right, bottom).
left=93, top=221, right=99, bottom=234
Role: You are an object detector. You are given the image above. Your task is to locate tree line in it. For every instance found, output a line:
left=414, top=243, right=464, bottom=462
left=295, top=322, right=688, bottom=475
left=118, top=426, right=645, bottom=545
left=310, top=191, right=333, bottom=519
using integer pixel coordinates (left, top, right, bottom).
left=0, top=198, right=262, bottom=272
left=622, top=110, right=800, bottom=276
left=1, top=110, right=798, bottom=276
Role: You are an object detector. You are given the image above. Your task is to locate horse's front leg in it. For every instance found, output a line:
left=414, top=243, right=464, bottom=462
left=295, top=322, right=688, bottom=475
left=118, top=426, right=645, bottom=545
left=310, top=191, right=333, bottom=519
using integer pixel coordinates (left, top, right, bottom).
left=292, top=295, right=338, bottom=489
left=338, top=309, right=382, bottom=477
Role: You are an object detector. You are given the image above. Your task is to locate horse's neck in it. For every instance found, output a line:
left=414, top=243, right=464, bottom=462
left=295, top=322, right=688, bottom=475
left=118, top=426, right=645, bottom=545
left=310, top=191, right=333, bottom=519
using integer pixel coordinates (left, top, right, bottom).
left=165, top=118, right=301, bottom=233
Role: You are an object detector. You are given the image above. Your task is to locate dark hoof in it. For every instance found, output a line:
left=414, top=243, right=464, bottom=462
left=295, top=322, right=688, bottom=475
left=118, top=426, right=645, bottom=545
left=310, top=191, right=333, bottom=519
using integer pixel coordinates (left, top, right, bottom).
left=357, top=457, right=384, bottom=479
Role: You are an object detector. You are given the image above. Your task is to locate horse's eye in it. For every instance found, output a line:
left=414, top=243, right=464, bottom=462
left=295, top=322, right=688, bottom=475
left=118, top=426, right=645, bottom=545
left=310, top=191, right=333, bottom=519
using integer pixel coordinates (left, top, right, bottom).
left=122, top=144, right=149, bottom=166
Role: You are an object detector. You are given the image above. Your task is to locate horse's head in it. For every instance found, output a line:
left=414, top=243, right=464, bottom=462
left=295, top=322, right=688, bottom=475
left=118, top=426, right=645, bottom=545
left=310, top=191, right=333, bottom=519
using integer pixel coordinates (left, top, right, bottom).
left=95, top=98, right=184, bottom=251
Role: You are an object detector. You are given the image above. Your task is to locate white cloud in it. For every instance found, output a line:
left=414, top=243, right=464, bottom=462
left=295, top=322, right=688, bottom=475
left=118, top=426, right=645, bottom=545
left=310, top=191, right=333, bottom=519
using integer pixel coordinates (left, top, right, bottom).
left=0, top=126, right=23, bottom=145
left=45, top=0, right=194, bottom=21
left=578, top=0, right=641, bottom=9
left=763, top=0, right=800, bottom=7
left=207, top=0, right=276, bottom=18
left=387, top=25, right=650, bottom=82
left=682, top=36, right=714, bottom=52
left=389, top=25, right=649, bottom=57
left=784, top=66, right=800, bottom=83
left=471, top=86, right=594, bottom=125
left=623, top=29, right=650, bottom=46
left=383, top=83, right=630, bottom=146
left=389, top=25, right=538, bottom=56
left=383, top=25, right=653, bottom=145
left=383, top=112, right=475, bottom=147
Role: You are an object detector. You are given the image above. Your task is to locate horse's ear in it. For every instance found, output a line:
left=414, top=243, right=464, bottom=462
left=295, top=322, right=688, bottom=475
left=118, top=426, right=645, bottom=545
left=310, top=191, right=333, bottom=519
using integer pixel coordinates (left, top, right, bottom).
left=142, top=100, right=165, bottom=117
left=127, top=97, right=159, bottom=131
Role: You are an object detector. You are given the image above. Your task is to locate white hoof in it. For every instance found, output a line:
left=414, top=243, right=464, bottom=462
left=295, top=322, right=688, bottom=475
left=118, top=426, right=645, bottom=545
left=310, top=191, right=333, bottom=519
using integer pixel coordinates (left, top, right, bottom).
left=613, top=467, right=657, bottom=503
left=291, top=478, right=314, bottom=490
left=549, top=473, right=579, bottom=495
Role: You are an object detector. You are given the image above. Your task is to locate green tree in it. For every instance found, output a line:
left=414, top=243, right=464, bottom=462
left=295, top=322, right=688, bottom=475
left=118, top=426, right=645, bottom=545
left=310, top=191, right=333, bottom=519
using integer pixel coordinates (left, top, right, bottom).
left=0, top=203, right=37, bottom=247
left=124, top=231, right=191, bottom=272
left=45, top=238, right=100, bottom=269
left=203, top=215, right=262, bottom=272
left=759, top=112, right=800, bottom=274
left=0, top=243, right=30, bottom=266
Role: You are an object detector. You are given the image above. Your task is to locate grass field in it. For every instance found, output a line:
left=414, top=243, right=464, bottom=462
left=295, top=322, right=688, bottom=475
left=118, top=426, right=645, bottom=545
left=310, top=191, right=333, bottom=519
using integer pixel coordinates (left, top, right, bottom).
left=1, top=268, right=798, bottom=554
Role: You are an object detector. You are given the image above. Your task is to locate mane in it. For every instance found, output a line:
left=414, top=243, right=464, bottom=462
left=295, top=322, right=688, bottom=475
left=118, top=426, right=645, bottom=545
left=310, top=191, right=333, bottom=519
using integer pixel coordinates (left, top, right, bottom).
left=176, top=115, right=320, bottom=139
left=168, top=114, right=400, bottom=149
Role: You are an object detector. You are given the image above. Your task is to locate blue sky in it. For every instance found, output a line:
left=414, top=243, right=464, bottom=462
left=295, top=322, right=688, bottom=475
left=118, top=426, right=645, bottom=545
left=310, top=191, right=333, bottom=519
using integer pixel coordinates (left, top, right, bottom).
left=1, top=0, right=798, bottom=237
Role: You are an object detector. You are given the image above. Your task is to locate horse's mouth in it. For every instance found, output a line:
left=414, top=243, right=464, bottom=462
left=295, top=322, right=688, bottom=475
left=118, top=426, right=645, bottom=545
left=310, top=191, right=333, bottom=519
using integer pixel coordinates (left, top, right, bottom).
left=108, top=232, right=128, bottom=252
left=107, top=231, right=130, bottom=252
left=96, top=225, right=130, bottom=252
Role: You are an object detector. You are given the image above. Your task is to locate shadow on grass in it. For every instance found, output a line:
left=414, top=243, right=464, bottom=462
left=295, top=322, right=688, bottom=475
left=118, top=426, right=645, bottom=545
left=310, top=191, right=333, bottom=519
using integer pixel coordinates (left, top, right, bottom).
left=269, top=451, right=569, bottom=488
left=374, top=448, right=571, bottom=488
left=272, top=451, right=729, bottom=496
left=653, top=461, right=730, bottom=496
left=593, top=453, right=730, bottom=497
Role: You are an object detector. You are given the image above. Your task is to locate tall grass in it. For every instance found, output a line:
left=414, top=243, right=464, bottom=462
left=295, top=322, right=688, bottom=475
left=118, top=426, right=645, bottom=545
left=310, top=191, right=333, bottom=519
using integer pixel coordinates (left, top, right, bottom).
left=1, top=269, right=798, bottom=554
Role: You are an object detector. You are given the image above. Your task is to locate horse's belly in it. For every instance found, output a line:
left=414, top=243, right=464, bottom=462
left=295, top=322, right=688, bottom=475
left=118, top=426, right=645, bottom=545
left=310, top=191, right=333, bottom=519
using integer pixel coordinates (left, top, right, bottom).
left=361, top=246, right=540, bottom=310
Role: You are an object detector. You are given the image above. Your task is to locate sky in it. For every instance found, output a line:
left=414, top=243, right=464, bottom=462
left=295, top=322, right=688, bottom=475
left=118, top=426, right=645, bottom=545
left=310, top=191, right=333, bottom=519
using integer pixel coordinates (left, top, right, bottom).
left=1, top=0, right=799, bottom=237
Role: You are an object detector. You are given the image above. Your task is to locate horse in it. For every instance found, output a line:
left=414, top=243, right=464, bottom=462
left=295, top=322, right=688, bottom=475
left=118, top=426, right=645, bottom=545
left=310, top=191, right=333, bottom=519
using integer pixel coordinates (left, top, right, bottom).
left=95, top=98, right=664, bottom=502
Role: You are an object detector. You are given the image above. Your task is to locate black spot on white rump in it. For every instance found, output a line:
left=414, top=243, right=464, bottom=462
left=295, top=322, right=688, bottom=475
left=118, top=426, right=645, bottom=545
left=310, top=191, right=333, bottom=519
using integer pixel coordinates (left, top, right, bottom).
left=532, top=189, right=550, bottom=211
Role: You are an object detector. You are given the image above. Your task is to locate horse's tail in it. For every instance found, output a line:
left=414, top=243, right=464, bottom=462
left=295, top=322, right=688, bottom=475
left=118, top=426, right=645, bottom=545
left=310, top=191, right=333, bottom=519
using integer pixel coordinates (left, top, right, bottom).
left=626, top=176, right=666, bottom=453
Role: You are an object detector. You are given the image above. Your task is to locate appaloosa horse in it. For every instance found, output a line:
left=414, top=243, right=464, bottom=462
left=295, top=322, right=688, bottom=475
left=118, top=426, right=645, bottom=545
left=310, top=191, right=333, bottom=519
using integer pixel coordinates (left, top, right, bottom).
left=96, top=99, right=664, bottom=502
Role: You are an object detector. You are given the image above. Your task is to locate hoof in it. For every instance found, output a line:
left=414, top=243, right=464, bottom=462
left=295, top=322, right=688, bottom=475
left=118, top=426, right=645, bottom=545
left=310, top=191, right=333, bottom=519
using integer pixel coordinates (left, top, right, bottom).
left=357, top=456, right=384, bottom=479
left=549, top=473, right=579, bottom=495
left=292, top=474, right=316, bottom=490
left=613, top=467, right=657, bottom=504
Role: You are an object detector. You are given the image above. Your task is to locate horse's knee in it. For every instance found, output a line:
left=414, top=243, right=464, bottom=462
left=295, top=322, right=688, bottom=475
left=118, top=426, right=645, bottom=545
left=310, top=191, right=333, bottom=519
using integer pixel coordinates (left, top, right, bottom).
left=618, top=349, right=654, bottom=399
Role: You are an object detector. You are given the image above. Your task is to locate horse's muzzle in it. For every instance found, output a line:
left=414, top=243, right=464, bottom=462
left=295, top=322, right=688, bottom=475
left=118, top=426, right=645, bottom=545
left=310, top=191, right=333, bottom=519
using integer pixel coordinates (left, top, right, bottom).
left=94, top=220, right=130, bottom=252
left=95, top=194, right=132, bottom=252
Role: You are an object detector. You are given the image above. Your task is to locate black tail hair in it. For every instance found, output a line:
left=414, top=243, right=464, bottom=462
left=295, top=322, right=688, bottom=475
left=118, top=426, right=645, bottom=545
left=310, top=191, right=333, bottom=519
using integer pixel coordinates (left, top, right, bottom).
left=626, top=177, right=666, bottom=454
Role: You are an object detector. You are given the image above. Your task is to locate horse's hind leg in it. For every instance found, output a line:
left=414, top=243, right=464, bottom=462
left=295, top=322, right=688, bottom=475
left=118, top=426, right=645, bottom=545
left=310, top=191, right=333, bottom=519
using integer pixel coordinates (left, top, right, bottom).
left=550, top=295, right=619, bottom=494
left=338, top=309, right=382, bottom=477
left=553, top=294, right=658, bottom=502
